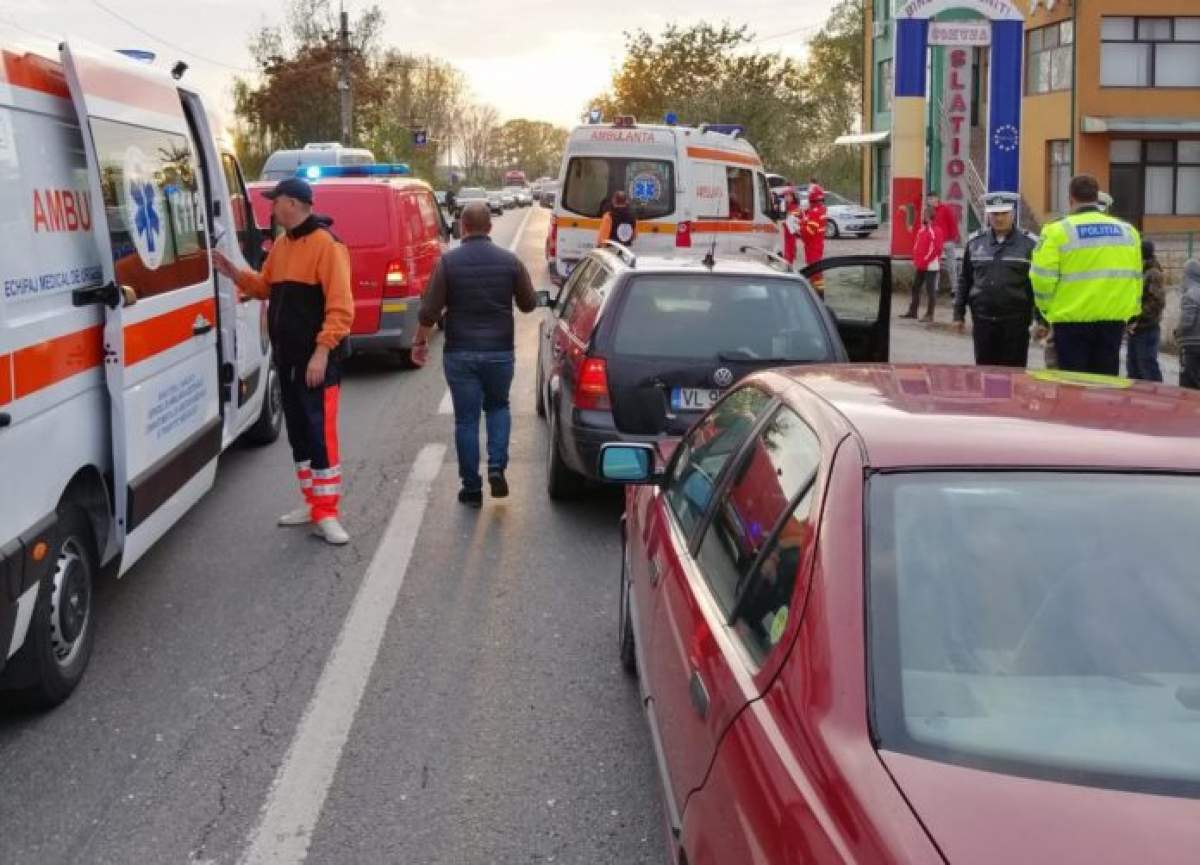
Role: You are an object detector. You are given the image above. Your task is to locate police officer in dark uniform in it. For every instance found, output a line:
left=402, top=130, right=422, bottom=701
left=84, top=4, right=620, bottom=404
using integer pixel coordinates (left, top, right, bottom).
left=953, top=192, right=1039, bottom=367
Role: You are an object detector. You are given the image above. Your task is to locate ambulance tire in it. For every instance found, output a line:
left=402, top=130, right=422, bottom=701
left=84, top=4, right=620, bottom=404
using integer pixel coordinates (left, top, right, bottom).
left=2, top=506, right=97, bottom=709
left=243, top=363, right=284, bottom=446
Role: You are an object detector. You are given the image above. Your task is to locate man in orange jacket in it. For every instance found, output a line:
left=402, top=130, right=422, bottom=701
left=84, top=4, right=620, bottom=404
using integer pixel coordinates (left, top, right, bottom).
left=801, top=182, right=829, bottom=291
left=215, top=177, right=355, bottom=545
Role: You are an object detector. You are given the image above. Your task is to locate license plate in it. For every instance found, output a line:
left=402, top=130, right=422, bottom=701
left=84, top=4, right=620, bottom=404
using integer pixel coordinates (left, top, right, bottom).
left=671, top=387, right=723, bottom=412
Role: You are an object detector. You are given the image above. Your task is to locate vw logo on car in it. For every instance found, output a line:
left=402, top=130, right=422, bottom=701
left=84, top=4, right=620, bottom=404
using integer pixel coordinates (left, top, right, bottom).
left=713, top=367, right=734, bottom=388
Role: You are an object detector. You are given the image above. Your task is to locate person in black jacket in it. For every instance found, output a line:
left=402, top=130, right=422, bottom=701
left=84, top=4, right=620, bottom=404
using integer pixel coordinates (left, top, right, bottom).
left=952, top=193, right=1039, bottom=367
left=413, top=202, right=537, bottom=507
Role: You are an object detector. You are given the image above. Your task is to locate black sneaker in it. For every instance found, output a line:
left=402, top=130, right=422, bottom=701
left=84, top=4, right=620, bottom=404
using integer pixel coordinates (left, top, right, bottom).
left=488, top=469, right=509, bottom=499
left=458, top=488, right=483, bottom=509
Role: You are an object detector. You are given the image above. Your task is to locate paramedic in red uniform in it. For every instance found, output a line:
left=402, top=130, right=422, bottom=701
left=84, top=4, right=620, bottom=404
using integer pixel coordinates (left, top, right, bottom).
left=801, top=182, right=829, bottom=290
left=780, top=189, right=802, bottom=270
left=215, top=177, right=354, bottom=546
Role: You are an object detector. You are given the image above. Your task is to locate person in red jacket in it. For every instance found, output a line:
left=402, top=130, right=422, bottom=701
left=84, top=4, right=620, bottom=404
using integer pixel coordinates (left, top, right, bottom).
left=801, top=182, right=828, bottom=290
left=903, top=206, right=945, bottom=322
left=779, top=189, right=802, bottom=270
left=927, top=191, right=961, bottom=293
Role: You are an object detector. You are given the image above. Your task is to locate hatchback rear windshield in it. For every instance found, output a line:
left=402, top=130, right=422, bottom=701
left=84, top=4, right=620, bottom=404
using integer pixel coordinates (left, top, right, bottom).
left=611, top=274, right=833, bottom=362
left=309, top=187, right=389, bottom=248
left=869, top=471, right=1200, bottom=798
left=562, top=157, right=675, bottom=219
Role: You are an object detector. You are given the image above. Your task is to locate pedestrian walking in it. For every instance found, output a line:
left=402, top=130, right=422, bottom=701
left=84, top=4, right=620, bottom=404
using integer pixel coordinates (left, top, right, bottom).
left=1126, top=240, right=1166, bottom=382
left=597, top=189, right=637, bottom=247
left=1176, top=257, right=1200, bottom=390
left=412, top=201, right=538, bottom=508
left=214, top=177, right=354, bottom=545
left=1030, top=174, right=1143, bottom=376
left=801, top=181, right=828, bottom=291
left=952, top=192, right=1038, bottom=367
left=927, top=191, right=961, bottom=294
left=903, top=206, right=943, bottom=322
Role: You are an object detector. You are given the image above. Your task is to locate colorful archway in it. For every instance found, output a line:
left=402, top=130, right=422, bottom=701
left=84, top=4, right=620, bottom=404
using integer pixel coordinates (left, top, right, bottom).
left=891, top=0, right=1025, bottom=256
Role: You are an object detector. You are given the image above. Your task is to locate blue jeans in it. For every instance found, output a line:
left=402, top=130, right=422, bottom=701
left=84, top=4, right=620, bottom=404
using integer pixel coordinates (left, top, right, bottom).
left=1126, top=325, right=1163, bottom=382
left=444, top=350, right=515, bottom=492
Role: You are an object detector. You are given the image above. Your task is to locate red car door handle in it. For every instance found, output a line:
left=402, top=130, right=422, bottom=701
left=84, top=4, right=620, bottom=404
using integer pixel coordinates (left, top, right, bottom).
left=688, top=669, right=710, bottom=719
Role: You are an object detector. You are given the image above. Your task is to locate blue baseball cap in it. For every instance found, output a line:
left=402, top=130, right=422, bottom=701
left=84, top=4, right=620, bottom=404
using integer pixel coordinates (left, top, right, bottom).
left=263, top=176, right=314, bottom=205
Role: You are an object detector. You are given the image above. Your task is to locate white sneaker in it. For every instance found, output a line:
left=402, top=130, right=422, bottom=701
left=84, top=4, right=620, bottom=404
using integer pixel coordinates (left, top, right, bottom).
left=313, top=517, right=350, bottom=545
left=278, top=505, right=312, bottom=526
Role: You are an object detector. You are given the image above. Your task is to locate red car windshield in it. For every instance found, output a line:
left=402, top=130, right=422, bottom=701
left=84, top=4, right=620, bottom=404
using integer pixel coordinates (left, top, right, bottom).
left=868, top=471, right=1200, bottom=798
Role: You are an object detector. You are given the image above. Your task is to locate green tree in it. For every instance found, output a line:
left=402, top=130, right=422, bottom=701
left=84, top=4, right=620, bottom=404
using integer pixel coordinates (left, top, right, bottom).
left=590, top=23, right=808, bottom=170
left=495, top=120, right=568, bottom=181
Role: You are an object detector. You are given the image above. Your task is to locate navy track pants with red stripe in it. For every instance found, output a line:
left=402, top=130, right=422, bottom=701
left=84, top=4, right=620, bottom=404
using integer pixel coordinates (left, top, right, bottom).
left=280, top=362, right=342, bottom=521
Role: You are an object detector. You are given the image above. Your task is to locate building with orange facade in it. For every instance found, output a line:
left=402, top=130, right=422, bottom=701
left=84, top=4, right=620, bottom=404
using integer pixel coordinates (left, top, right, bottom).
left=857, top=0, right=1200, bottom=235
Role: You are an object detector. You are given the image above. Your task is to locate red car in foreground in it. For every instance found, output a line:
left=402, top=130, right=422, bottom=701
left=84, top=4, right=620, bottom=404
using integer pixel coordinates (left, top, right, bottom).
left=601, top=364, right=1200, bottom=864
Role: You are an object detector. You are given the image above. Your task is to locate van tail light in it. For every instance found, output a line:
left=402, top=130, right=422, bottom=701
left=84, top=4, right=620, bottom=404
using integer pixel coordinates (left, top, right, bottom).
left=547, top=219, right=558, bottom=258
left=575, top=357, right=611, bottom=411
left=676, top=220, right=692, bottom=248
left=384, top=259, right=411, bottom=297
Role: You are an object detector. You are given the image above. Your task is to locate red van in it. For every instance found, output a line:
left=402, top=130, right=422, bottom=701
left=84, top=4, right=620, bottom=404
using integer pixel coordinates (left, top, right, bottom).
left=249, top=168, right=449, bottom=366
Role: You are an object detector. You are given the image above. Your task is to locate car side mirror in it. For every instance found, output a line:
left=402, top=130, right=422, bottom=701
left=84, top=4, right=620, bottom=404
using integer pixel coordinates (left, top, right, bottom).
left=598, top=443, right=661, bottom=485
left=535, top=289, right=557, bottom=309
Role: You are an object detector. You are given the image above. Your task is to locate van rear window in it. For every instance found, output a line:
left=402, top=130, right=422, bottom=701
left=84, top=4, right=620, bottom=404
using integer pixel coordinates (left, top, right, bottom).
left=562, top=157, right=674, bottom=219
left=309, top=187, right=390, bottom=247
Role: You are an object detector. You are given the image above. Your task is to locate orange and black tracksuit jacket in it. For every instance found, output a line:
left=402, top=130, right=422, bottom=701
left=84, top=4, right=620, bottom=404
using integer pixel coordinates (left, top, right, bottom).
left=235, top=215, right=354, bottom=369
left=234, top=215, right=354, bottom=519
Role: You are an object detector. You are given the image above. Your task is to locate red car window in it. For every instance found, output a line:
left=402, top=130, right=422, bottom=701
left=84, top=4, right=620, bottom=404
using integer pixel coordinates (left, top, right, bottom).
left=695, top=407, right=821, bottom=617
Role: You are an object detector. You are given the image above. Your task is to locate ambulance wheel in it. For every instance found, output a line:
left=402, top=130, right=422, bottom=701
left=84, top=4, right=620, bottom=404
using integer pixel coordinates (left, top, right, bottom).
left=2, top=506, right=97, bottom=708
left=243, top=363, right=283, bottom=446
left=825, top=221, right=839, bottom=240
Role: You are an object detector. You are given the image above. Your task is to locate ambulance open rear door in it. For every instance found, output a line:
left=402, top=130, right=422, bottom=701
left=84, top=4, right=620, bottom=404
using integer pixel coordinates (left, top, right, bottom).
left=61, top=40, right=221, bottom=573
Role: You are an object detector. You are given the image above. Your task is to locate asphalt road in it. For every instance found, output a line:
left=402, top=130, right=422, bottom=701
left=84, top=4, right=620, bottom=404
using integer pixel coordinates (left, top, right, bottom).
left=3, top=206, right=1159, bottom=865
left=0, top=205, right=663, bottom=865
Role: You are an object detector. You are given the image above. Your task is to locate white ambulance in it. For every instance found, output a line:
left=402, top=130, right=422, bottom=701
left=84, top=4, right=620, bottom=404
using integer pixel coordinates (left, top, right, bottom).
left=0, top=32, right=281, bottom=706
left=546, top=118, right=783, bottom=284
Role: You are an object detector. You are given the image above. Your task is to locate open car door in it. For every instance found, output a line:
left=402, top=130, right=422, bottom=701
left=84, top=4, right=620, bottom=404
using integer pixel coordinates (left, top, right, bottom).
left=62, top=40, right=221, bottom=573
left=802, top=255, right=891, bottom=362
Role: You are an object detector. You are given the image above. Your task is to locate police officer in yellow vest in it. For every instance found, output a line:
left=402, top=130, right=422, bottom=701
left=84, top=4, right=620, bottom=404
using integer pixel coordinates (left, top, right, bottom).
left=1030, top=174, right=1143, bottom=376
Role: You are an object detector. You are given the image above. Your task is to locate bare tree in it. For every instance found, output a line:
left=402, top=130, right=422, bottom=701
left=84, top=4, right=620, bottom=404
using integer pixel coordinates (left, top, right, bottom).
left=457, top=103, right=500, bottom=184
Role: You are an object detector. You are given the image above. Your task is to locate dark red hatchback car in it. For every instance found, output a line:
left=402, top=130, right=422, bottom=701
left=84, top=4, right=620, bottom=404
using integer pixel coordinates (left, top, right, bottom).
left=601, top=364, right=1200, bottom=865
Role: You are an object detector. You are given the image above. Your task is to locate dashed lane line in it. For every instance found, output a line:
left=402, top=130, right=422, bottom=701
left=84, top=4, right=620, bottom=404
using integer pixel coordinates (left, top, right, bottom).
left=238, top=443, right=448, bottom=865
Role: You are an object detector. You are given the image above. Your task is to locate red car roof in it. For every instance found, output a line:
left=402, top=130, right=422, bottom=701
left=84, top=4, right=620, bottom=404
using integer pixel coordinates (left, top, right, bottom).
left=772, top=364, right=1200, bottom=472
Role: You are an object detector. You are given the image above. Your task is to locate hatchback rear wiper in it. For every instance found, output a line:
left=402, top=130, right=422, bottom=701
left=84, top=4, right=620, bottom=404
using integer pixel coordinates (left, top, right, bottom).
left=717, top=352, right=819, bottom=363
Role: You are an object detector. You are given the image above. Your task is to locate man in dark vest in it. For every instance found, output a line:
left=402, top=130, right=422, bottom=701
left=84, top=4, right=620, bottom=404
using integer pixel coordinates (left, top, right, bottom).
left=413, top=201, right=537, bottom=507
left=596, top=189, right=637, bottom=247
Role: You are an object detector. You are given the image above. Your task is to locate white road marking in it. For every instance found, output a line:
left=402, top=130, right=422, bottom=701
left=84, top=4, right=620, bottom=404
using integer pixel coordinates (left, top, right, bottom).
left=508, top=205, right=534, bottom=253
left=238, top=443, right=448, bottom=865
left=438, top=388, right=453, bottom=414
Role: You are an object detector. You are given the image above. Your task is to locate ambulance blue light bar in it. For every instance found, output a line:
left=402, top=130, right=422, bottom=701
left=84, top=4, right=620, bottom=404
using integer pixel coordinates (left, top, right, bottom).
left=299, top=164, right=411, bottom=180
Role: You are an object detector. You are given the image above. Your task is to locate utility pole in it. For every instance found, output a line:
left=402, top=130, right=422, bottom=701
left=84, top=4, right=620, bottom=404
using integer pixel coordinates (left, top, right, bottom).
left=337, top=4, right=353, bottom=145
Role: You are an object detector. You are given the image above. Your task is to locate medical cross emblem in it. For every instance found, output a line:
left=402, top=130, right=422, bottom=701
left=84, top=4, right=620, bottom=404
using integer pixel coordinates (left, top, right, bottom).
left=130, top=181, right=161, bottom=254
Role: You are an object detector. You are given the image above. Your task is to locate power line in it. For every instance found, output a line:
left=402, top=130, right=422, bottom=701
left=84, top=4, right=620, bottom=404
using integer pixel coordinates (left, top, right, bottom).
left=89, top=0, right=257, bottom=74
left=753, top=22, right=824, bottom=46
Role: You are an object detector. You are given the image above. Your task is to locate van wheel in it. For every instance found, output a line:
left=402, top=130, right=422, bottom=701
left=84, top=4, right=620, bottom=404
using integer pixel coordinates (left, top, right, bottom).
left=546, top=410, right=584, bottom=500
left=242, top=363, right=283, bottom=446
left=2, top=507, right=97, bottom=708
left=618, top=536, right=637, bottom=676
left=391, top=349, right=422, bottom=370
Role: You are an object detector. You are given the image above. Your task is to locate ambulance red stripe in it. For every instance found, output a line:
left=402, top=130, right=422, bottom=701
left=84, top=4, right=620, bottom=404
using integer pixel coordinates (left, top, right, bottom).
left=0, top=353, right=12, bottom=406
left=72, top=53, right=181, bottom=117
left=13, top=325, right=103, bottom=399
left=1, top=50, right=71, bottom=99
left=123, top=298, right=217, bottom=366
left=685, top=146, right=762, bottom=168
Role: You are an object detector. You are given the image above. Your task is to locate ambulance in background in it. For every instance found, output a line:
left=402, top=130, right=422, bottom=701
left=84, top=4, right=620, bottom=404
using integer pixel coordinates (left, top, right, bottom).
left=0, top=32, right=280, bottom=707
left=546, top=118, right=783, bottom=284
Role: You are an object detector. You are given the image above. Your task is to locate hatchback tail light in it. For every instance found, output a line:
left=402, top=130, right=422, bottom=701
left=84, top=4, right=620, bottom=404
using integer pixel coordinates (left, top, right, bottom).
left=675, top=220, right=692, bottom=249
left=547, top=219, right=558, bottom=258
left=575, top=357, right=611, bottom=411
left=384, top=259, right=410, bottom=297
